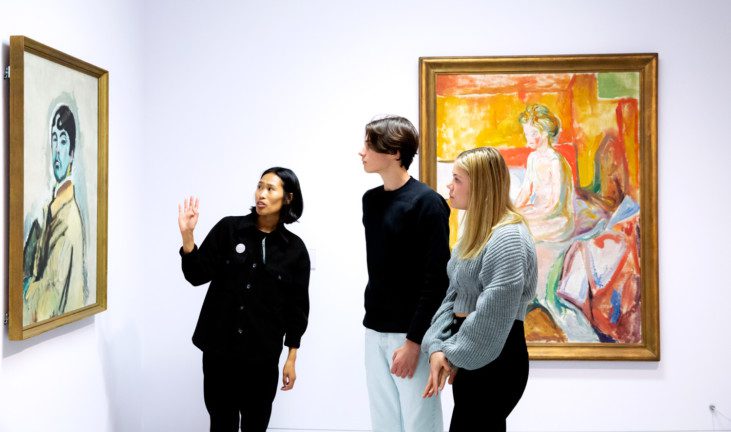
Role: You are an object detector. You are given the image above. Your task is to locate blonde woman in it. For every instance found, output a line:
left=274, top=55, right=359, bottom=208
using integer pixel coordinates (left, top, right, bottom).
left=422, top=147, right=538, bottom=432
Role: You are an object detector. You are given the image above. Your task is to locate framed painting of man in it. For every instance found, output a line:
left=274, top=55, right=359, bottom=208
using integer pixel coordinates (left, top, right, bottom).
left=419, top=54, right=658, bottom=360
left=8, top=36, right=108, bottom=340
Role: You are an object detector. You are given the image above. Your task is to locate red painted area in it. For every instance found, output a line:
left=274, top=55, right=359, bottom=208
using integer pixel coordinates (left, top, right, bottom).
left=436, top=74, right=572, bottom=96
left=499, top=147, right=533, bottom=167
left=557, top=214, right=642, bottom=343
left=616, top=98, right=640, bottom=197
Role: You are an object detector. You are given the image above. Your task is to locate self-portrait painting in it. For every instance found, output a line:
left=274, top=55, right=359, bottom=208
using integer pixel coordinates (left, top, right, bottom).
left=419, top=55, right=658, bottom=360
left=9, top=36, right=108, bottom=340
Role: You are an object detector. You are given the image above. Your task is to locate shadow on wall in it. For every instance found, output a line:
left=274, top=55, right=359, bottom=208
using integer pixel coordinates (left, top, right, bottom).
left=2, top=316, right=95, bottom=358
left=100, top=321, right=143, bottom=431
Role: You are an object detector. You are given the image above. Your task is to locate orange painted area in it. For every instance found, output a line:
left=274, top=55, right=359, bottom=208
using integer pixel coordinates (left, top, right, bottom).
left=449, top=207, right=459, bottom=250
left=524, top=307, right=568, bottom=343
left=617, top=99, right=640, bottom=199
left=570, top=75, right=620, bottom=189
left=436, top=94, right=527, bottom=160
left=435, top=73, right=640, bottom=195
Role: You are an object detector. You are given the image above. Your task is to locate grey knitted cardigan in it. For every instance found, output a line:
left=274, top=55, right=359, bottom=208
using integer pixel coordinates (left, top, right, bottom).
left=422, top=222, right=538, bottom=370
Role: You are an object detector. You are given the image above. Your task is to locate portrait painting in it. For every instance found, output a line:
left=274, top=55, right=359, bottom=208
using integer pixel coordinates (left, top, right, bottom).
left=9, top=36, right=108, bottom=340
left=419, top=54, right=658, bottom=360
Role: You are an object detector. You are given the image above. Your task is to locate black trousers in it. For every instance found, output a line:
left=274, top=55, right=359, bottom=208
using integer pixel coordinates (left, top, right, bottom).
left=449, top=318, right=529, bottom=432
left=202, top=351, right=279, bottom=432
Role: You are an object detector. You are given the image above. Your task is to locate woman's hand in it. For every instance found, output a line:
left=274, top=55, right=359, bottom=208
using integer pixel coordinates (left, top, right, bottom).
left=178, top=196, right=199, bottom=253
left=281, top=348, right=298, bottom=391
left=282, top=360, right=296, bottom=391
left=422, top=351, right=457, bottom=398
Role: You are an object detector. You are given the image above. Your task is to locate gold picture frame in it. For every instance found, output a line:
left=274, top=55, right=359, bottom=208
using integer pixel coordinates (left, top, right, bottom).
left=419, top=54, right=658, bottom=360
left=8, top=36, right=108, bottom=340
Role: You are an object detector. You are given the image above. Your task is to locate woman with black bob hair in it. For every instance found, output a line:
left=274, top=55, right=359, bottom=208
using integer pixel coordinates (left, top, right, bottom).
left=178, top=167, right=310, bottom=432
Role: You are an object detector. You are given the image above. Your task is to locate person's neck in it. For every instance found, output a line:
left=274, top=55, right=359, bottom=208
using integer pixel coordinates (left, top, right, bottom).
left=379, top=167, right=410, bottom=192
left=256, top=214, right=280, bottom=233
left=54, top=178, right=73, bottom=197
left=535, top=140, right=553, bottom=154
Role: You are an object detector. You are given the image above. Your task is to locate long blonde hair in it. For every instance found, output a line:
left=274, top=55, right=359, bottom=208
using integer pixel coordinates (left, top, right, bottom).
left=455, top=147, right=524, bottom=259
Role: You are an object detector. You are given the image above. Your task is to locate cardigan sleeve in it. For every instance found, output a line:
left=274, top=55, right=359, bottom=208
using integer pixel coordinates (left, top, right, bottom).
left=440, top=227, right=527, bottom=370
left=422, top=283, right=458, bottom=357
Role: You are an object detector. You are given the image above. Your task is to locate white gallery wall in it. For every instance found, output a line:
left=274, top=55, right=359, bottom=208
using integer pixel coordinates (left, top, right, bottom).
left=0, top=0, right=147, bottom=431
left=2, top=0, right=731, bottom=431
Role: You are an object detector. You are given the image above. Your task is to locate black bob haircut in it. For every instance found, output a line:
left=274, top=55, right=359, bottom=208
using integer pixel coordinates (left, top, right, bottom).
left=252, top=167, right=304, bottom=224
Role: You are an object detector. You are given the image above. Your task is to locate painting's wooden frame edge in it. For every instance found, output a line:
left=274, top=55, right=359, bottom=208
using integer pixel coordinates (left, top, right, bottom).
left=7, top=35, right=109, bottom=341
left=418, top=53, right=659, bottom=361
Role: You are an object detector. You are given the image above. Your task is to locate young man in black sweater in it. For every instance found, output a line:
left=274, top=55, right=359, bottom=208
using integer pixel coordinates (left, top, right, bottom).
left=358, top=116, right=451, bottom=432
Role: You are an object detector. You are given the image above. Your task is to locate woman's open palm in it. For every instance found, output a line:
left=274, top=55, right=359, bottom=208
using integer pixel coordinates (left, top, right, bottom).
left=178, top=196, right=200, bottom=234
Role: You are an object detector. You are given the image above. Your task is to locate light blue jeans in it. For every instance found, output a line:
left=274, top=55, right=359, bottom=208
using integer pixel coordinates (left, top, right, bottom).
left=365, top=329, right=443, bottom=432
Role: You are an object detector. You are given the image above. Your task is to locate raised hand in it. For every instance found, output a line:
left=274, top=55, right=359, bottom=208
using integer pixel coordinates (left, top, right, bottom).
left=178, top=196, right=199, bottom=253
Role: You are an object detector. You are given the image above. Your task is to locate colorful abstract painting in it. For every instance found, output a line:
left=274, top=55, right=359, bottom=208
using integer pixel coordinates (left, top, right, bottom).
left=420, top=55, right=658, bottom=360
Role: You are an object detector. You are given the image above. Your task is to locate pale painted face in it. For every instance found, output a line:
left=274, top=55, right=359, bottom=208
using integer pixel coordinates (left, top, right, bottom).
left=255, top=173, right=289, bottom=219
left=358, top=140, right=398, bottom=174
left=51, top=123, right=73, bottom=183
left=447, top=165, right=470, bottom=210
left=522, top=122, right=549, bottom=150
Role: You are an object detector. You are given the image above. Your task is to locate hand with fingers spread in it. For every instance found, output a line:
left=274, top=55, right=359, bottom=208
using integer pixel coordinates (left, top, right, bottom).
left=390, top=339, right=420, bottom=379
left=178, top=196, right=199, bottom=253
left=423, top=351, right=457, bottom=398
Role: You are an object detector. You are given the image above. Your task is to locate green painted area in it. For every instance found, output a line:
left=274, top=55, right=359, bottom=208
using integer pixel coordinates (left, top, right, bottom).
left=597, top=72, right=640, bottom=99
left=545, top=250, right=567, bottom=310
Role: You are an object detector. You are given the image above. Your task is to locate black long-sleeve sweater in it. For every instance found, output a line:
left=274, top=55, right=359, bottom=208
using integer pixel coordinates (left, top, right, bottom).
left=362, top=177, right=451, bottom=344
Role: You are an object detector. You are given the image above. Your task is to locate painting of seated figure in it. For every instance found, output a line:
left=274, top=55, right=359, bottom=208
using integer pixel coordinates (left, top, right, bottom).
left=422, top=54, right=658, bottom=360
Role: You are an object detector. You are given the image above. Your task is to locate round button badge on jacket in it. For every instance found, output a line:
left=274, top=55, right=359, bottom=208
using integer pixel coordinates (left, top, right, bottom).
left=235, top=243, right=246, bottom=254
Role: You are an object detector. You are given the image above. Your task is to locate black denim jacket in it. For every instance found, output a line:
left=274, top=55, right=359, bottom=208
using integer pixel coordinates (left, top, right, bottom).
left=180, top=213, right=310, bottom=361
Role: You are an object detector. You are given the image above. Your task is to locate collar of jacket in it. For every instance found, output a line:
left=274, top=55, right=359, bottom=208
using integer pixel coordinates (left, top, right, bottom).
left=236, top=212, right=290, bottom=244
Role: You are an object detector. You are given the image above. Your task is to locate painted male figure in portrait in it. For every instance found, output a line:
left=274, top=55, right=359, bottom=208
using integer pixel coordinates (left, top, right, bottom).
left=23, top=103, right=88, bottom=325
